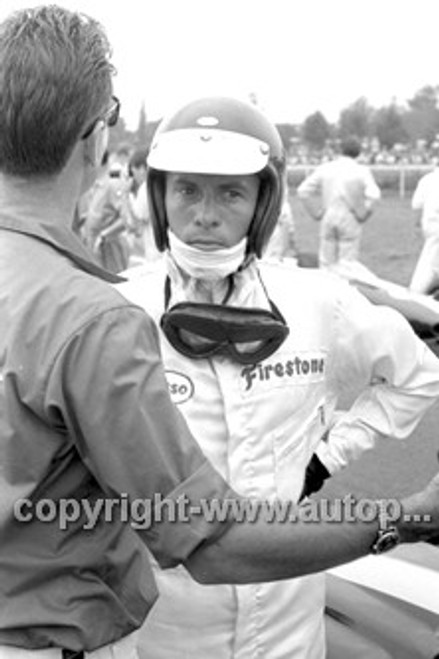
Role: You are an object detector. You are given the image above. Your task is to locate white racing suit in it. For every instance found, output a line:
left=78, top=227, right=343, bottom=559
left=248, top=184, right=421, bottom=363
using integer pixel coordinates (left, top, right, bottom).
left=116, top=258, right=439, bottom=659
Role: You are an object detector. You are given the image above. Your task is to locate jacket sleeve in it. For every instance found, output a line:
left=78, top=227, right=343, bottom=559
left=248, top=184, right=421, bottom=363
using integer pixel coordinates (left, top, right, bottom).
left=316, top=283, right=439, bottom=473
left=45, top=304, right=237, bottom=568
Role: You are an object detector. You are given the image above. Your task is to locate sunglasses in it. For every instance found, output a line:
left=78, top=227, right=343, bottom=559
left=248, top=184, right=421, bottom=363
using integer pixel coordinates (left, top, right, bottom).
left=81, top=95, right=120, bottom=139
left=161, top=300, right=289, bottom=365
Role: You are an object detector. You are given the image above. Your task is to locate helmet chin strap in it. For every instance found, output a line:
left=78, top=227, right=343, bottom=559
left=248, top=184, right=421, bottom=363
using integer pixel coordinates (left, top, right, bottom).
left=168, top=231, right=248, bottom=281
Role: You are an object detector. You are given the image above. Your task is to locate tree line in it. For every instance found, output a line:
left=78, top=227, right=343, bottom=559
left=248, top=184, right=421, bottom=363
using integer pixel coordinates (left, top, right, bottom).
left=109, top=85, right=439, bottom=155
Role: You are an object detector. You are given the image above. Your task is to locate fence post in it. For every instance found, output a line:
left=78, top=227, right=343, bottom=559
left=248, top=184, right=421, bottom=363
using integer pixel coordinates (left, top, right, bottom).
left=399, top=167, right=406, bottom=199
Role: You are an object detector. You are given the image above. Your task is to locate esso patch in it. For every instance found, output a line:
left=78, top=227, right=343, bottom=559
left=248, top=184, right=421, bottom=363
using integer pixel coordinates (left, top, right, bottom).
left=165, top=370, right=194, bottom=405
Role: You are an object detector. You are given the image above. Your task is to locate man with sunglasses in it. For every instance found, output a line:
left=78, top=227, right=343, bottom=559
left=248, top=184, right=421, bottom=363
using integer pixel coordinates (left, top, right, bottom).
left=2, top=6, right=439, bottom=659
left=0, top=7, right=242, bottom=659
left=117, top=96, right=439, bottom=658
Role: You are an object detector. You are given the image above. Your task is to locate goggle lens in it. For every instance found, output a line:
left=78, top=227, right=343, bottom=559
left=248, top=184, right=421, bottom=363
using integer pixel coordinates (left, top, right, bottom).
left=161, top=301, right=289, bottom=364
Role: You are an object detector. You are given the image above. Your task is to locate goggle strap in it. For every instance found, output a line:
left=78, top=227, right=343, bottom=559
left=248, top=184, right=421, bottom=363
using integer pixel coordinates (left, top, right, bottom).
left=164, top=274, right=235, bottom=310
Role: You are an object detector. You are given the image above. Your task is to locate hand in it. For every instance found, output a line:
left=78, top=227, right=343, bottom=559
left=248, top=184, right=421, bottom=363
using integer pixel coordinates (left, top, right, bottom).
left=356, top=208, right=373, bottom=224
left=399, top=471, right=439, bottom=545
left=299, top=453, right=331, bottom=501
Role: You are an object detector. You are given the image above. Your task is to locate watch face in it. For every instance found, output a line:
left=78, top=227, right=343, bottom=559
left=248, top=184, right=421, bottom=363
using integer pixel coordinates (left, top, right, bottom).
left=374, top=528, right=400, bottom=554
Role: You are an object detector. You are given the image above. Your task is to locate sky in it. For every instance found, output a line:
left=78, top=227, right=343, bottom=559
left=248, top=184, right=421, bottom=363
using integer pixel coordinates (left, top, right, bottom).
left=0, top=0, right=438, bottom=130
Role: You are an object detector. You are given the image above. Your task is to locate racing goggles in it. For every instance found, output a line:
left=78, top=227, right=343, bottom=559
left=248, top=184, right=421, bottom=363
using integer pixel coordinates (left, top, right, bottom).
left=160, top=300, right=289, bottom=364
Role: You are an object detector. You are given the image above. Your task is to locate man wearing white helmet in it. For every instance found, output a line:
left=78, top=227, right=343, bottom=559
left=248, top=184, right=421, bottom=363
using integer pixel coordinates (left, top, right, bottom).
left=117, top=97, right=439, bottom=659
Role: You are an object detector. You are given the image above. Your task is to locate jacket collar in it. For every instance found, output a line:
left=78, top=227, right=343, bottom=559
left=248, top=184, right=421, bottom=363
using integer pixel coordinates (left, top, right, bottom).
left=0, top=211, right=126, bottom=284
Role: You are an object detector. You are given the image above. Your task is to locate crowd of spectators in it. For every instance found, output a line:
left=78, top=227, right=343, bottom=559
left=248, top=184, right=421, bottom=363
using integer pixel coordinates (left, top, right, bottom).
left=288, top=139, right=439, bottom=167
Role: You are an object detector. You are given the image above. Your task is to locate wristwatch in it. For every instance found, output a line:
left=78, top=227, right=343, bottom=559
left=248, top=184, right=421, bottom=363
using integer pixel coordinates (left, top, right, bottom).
left=370, top=499, right=401, bottom=555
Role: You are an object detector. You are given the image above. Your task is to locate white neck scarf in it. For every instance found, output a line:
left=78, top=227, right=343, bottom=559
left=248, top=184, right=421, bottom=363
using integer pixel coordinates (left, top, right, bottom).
left=168, top=231, right=248, bottom=281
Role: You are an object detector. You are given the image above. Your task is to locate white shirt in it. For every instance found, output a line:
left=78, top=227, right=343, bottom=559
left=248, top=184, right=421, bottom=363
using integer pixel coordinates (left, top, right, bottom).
left=411, top=168, right=439, bottom=236
left=297, top=156, right=381, bottom=224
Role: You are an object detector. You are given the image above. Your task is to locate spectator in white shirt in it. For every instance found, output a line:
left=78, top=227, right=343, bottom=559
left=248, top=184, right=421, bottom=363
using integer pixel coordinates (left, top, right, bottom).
left=409, top=164, right=439, bottom=294
left=297, top=136, right=381, bottom=269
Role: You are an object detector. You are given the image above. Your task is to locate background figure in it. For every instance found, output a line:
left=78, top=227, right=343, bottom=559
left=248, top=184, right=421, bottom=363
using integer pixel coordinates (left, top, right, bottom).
left=109, top=142, right=131, bottom=178
left=263, top=180, right=297, bottom=260
left=409, top=163, right=439, bottom=294
left=127, top=147, right=162, bottom=267
left=126, top=147, right=149, bottom=265
left=83, top=148, right=131, bottom=273
left=297, top=136, right=381, bottom=269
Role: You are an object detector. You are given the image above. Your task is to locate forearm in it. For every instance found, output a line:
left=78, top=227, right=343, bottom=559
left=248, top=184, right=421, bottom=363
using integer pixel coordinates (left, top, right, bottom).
left=398, top=480, right=439, bottom=544
left=323, top=288, right=439, bottom=472
left=298, top=196, right=323, bottom=221
left=186, top=475, right=439, bottom=585
left=322, top=369, right=439, bottom=474
left=185, top=497, right=377, bottom=584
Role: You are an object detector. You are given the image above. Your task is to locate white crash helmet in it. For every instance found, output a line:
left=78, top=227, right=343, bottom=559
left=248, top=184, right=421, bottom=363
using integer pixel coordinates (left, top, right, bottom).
left=147, top=96, right=286, bottom=257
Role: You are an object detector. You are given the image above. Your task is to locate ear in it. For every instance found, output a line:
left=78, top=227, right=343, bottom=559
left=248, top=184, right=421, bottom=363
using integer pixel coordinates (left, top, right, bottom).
left=83, top=123, right=109, bottom=167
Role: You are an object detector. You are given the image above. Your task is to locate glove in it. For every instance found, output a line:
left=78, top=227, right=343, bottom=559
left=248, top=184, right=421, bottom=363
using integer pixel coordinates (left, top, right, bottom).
left=299, top=453, right=331, bottom=501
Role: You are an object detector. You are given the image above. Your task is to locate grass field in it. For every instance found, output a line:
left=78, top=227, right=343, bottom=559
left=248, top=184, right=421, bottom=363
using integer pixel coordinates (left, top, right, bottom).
left=288, top=191, right=439, bottom=501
